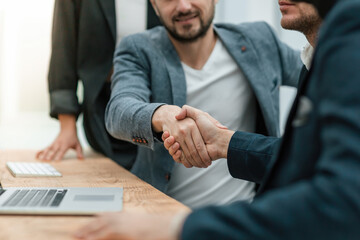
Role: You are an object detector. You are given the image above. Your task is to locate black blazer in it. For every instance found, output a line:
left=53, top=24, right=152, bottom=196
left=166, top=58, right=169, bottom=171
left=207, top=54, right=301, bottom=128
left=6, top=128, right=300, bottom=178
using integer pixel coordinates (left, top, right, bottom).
left=182, top=0, right=360, bottom=239
left=48, top=0, right=160, bottom=168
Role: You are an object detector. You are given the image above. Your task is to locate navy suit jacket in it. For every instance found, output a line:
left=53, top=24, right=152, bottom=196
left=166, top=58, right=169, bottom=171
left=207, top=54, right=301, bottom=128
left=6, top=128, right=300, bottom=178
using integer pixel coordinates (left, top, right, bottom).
left=182, top=0, right=360, bottom=239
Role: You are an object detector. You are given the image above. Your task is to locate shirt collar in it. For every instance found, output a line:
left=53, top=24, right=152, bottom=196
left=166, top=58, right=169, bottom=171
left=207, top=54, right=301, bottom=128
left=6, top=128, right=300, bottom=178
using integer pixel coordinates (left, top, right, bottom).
left=301, top=43, right=314, bottom=70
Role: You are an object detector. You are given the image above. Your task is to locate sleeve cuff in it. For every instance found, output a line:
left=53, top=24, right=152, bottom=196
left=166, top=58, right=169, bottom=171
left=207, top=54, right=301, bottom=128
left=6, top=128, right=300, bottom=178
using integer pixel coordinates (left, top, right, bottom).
left=50, top=89, right=80, bottom=119
left=227, top=131, right=257, bottom=180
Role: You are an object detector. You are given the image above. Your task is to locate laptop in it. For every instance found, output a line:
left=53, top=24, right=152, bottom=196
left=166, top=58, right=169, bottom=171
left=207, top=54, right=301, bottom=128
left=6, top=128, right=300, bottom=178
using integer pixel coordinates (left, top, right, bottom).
left=0, top=171, right=123, bottom=215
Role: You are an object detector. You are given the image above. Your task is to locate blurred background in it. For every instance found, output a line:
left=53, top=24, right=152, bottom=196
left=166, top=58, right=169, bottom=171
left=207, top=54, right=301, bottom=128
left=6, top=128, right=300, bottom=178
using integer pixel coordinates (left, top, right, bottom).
left=0, top=0, right=305, bottom=150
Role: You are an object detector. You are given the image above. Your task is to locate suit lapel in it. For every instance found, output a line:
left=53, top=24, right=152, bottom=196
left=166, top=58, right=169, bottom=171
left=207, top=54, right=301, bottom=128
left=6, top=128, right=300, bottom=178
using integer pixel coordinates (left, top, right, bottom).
left=158, top=31, right=187, bottom=107
left=214, top=25, right=277, bottom=136
left=298, top=65, right=309, bottom=89
left=98, top=0, right=116, bottom=41
left=162, top=35, right=187, bottom=106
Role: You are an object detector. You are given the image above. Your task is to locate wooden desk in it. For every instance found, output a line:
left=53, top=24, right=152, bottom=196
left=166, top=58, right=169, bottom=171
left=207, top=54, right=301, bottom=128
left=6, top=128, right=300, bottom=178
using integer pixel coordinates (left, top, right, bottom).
left=0, top=150, right=189, bottom=240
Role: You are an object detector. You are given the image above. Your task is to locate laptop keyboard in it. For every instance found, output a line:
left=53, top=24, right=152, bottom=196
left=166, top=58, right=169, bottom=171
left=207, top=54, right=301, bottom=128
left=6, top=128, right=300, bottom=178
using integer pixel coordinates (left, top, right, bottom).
left=6, top=162, right=62, bottom=177
left=0, top=189, right=6, bottom=196
left=2, top=189, right=68, bottom=207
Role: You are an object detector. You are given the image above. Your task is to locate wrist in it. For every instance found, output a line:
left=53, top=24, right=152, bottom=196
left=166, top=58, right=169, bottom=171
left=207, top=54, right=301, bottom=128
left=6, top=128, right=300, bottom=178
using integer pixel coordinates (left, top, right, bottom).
left=58, top=114, right=77, bottom=132
left=169, top=212, right=190, bottom=240
left=152, top=105, right=181, bottom=133
left=152, top=106, right=167, bottom=133
left=218, top=130, right=235, bottom=159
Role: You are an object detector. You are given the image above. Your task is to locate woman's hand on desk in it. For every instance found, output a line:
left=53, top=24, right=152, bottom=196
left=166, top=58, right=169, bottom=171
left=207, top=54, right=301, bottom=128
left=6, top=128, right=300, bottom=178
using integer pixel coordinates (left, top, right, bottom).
left=36, top=114, right=84, bottom=161
left=74, top=211, right=189, bottom=240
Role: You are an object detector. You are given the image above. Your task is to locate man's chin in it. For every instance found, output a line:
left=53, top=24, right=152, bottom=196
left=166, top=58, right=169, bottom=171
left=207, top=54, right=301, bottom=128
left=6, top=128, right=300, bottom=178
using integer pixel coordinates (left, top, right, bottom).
left=175, top=23, right=199, bottom=32
left=173, top=28, right=202, bottom=40
left=280, top=17, right=299, bottom=29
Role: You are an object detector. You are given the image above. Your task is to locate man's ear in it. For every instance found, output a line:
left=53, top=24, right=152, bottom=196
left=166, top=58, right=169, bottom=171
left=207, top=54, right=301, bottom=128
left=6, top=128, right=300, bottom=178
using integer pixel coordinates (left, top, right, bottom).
left=149, top=0, right=160, bottom=16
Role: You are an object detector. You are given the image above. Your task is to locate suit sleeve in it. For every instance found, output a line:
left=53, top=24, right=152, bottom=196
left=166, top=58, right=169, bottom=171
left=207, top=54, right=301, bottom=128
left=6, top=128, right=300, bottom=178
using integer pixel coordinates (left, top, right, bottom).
left=48, top=0, right=81, bottom=119
left=227, top=131, right=281, bottom=184
left=105, top=36, right=165, bottom=150
left=181, top=4, right=360, bottom=240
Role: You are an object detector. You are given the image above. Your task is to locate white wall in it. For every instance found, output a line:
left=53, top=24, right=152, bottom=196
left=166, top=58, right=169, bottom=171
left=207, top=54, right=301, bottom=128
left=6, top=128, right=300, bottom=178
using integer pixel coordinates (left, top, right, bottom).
left=0, top=0, right=53, bottom=116
left=216, top=0, right=278, bottom=28
left=0, top=0, right=61, bottom=149
left=215, top=0, right=307, bottom=49
left=0, top=0, right=4, bottom=120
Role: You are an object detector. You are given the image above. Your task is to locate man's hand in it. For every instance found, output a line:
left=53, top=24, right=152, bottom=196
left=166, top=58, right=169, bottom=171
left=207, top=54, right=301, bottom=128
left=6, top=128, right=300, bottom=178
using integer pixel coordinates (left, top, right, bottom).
left=36, top=114, right=83, bottom=161
left=73, top=212, right=189, bottom=240
left=162, top=105, right=234, bottom=167
left=152, top=105, right=211, bottom=168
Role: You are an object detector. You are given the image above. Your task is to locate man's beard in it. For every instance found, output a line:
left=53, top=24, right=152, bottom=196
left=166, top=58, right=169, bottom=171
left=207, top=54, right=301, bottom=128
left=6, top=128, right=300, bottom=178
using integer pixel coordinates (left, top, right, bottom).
left=281, top=13, right=321, bottom=36
left=158, top=8, right=215, bottom=43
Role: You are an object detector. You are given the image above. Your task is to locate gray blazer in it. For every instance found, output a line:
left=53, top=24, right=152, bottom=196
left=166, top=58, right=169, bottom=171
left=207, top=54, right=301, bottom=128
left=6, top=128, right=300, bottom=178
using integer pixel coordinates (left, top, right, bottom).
left=105, top=22, right=302, bottom=192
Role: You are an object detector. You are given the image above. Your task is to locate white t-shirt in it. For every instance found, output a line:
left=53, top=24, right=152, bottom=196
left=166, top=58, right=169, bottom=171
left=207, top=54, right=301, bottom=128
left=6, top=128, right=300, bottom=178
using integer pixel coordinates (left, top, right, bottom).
left=115, top=0, right=147, bottom=47
left=167, top=39, right=257, bottom=208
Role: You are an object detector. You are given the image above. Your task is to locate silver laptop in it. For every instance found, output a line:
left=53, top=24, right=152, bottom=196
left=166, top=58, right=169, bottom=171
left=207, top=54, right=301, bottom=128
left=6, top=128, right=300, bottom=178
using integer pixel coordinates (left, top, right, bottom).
left=0, top=184, right=123, bottom=215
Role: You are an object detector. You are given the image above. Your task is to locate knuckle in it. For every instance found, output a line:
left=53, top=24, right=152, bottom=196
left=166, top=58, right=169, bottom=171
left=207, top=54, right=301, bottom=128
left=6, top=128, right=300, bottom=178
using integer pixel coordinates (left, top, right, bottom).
left=195, top=143, right=203, bottom=151
left=178, top=127, right=187, bottom=135
left=184, top=163, right=192, bottom=168
left=173, top=132, right=180, bottom=139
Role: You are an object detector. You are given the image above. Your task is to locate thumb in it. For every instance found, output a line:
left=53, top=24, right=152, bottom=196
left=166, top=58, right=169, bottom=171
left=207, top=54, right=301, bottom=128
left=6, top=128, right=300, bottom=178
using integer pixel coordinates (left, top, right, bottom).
left=175, top=106, right=188, bottom=120
left=175, top=105, right=200, bottom=121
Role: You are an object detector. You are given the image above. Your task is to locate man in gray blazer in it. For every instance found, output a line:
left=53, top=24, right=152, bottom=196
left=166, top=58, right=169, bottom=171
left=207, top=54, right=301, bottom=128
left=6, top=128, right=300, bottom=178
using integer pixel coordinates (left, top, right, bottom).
left=105, top=0, right=302, bottom=207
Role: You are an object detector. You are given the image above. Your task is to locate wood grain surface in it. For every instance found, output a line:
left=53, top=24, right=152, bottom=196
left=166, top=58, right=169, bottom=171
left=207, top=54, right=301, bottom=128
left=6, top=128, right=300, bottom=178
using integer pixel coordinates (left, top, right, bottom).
left=0, top=150, right=189, bottom=240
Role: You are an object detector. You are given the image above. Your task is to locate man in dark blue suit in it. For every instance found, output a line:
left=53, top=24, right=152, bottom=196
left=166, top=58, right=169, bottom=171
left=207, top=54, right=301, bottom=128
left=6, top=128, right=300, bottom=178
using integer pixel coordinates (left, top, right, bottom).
left=74, top=0, right=360, bottom=239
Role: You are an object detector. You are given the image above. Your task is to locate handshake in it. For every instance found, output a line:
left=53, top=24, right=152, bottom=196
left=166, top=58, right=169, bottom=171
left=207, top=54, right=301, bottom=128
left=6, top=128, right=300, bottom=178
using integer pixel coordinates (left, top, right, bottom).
left=152, top=105, right=235, bottom=168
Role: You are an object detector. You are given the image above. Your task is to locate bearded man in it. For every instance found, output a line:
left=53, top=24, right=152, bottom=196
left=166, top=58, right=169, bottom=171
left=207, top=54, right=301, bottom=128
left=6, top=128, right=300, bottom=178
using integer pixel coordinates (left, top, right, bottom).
left=103, top=0, right=302, bottom=209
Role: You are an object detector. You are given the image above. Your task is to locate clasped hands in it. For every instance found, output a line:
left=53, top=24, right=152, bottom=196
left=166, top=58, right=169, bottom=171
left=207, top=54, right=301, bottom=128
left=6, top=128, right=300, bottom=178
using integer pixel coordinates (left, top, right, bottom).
left=154, top=105, right=234, bottom=168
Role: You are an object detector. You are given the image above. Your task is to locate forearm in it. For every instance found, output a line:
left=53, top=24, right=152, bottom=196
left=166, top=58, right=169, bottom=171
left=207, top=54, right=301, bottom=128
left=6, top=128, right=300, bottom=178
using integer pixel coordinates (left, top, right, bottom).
left=181, top=176, right=359, bottom=240
left=105, top=95, right=165, bottom=150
